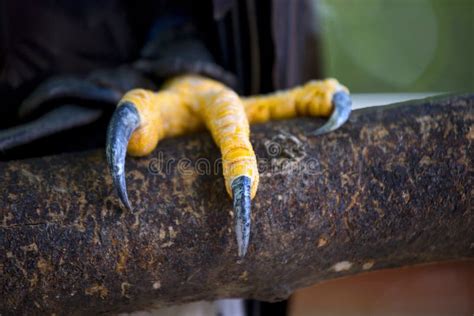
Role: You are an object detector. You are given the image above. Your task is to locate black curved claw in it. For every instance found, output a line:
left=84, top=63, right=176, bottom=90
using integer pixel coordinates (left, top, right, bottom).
left=232, top=175, right=252, bottom=258
left=20, top=76, right=122, bottom=117
left=106, top=102, right=140, bottom=211
left=313, top=91, right=352, bottom=136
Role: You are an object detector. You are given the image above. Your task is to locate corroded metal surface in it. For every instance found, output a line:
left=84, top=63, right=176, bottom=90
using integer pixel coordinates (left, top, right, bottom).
left=0, top=94, right=473, bottom=315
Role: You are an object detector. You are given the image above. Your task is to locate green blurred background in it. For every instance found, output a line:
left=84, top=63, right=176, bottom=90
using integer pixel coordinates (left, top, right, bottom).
left=315, top=0, right=473, bottom=93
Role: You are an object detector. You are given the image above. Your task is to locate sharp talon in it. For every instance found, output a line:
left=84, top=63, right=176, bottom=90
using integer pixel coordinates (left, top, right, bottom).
left=20, top=77, right=122, bottom=117
left=106, top=101, right=140, bottom=211
left=232, top=175, right=252, bottom=258
left=313, top=91, right=352, bottom=136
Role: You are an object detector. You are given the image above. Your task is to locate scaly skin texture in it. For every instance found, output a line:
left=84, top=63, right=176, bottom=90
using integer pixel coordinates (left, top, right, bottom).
left=0, top=94, right=472, bottom=315
left=243, top=79, right=347, bottom=123
left=120, top=75, right=345, bottom=197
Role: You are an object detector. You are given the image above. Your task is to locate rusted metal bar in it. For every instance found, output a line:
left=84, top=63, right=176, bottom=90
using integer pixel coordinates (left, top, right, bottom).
left=0, top=94, right=473, bottom=315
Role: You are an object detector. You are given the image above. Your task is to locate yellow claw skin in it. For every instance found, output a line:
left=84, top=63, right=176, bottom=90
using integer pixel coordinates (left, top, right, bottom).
left=116, top=75, right=348, bottom=200
left=243, top=78, right=348, bottom=124
left=201, top=87, right=259, bottom=198
left=119, top=89, right=164, bottom=156
left=165, top=76, right=259, bottom=198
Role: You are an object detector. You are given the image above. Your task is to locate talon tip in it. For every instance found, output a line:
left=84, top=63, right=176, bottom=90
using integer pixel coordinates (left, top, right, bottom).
left=313, top=91, right=352, bottom=135
left=106, top=101, right=140, bottom=211
left=113, top=172, right=133, bottom=211
left=232, top=175, right=252, bottom=258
